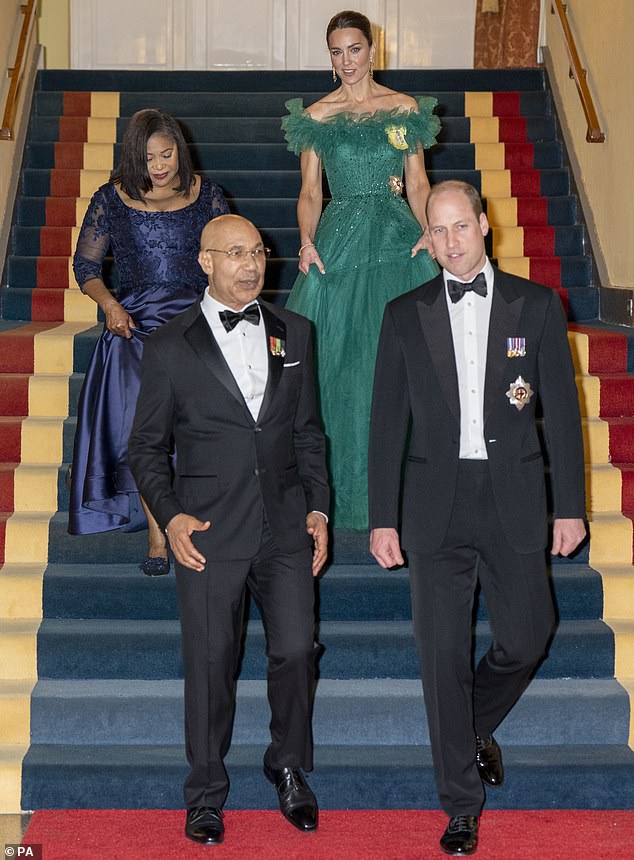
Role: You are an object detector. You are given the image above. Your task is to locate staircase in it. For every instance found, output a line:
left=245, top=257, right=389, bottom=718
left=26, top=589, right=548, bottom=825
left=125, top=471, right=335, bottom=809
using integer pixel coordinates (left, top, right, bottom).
left=1, top=69, right=633, bottom=812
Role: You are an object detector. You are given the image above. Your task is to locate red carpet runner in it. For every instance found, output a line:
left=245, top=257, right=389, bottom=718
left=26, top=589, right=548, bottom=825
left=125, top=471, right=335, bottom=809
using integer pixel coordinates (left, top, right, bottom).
left=22, top=809, right=634, bottom=859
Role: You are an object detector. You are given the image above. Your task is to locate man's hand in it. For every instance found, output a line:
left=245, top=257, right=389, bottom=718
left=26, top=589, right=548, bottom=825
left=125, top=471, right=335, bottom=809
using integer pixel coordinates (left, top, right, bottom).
left=370, top=527, right=405, bottom=569
left=306, top=512, right=328, bottom=576
left=166, top=513, right=210, bottom=571
left=551, top=518, right=586, bottom=557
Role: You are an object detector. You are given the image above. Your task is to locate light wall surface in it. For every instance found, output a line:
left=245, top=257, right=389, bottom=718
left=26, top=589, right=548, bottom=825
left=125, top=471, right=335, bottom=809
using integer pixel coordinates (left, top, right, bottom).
left=546, top=0, right=634, bottom=288
left=38, top=0, right=70, bottom=68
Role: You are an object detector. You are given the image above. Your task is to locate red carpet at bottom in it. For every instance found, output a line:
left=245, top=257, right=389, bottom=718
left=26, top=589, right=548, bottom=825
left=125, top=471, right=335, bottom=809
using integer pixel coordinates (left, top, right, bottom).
left=22, top=809, right=634, bottom=859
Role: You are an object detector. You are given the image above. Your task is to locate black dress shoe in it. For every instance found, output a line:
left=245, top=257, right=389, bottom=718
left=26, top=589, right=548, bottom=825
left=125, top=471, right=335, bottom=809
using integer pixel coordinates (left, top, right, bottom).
left=185, top=807, right=224, bottom=845
left=476, top=735, right=504, bottom=786
left=263, top=760, right=318, bottom=832
left=440, top=815, right=479, bottom=856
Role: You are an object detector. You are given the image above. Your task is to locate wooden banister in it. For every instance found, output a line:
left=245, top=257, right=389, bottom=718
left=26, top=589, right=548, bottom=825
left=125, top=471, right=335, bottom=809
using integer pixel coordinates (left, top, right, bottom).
left=1, top=0, right=39, bottom=141
left=550, top=0, right=605, bottom=143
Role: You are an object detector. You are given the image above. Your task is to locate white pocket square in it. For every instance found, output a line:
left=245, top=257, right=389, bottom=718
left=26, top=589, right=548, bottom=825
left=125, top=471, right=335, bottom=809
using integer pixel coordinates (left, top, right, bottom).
left=283, top=361, right=300, bottom=367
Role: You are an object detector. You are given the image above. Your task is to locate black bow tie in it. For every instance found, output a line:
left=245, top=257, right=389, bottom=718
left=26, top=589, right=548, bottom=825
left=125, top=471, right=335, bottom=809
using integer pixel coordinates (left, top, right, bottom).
left=218, top=303, right=261, bottom=332
left=447, top=272, right=487, bottom=303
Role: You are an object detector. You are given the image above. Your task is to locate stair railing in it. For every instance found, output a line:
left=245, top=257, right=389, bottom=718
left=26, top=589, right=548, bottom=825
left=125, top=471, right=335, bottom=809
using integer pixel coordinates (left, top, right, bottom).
left=1, top=0, right=39, bottom=141
left=550, top=0, right=605, bottom=143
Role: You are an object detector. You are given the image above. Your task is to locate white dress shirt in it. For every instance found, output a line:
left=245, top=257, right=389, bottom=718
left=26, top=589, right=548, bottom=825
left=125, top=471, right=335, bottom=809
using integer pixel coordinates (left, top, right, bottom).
left=444, top=259, right=495, bottom=460
left=201, top=290, right=268, bottom=421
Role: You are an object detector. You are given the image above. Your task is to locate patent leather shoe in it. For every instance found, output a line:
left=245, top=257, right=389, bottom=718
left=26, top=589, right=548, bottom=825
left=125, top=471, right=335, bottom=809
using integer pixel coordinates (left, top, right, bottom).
left=440, top=815, right=479, bottom=856
left=476, top=735, right=504, bottom=786
left=263, top=760, right=318, bottom=831
left=185, top=806, right=224, bottom=845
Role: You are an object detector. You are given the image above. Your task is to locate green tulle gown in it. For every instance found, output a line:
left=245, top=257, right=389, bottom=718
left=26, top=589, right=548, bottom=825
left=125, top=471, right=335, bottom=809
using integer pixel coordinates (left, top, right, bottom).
left=282, top=96, right=440, bottom=529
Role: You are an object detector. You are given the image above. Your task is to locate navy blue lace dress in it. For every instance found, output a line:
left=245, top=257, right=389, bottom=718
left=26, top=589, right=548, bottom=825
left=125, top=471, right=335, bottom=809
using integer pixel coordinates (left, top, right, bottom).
left=68, top=178, right=229, bottom=534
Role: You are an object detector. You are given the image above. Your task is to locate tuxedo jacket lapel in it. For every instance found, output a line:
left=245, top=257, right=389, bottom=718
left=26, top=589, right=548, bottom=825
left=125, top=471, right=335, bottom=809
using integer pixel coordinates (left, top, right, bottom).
left=183, top=308, right=253, bottom=420
left=484, top=271, right=525, bottom=423
left=259, top=302, right=286, bottom=421
left=417, top=277, right=460, bottom=423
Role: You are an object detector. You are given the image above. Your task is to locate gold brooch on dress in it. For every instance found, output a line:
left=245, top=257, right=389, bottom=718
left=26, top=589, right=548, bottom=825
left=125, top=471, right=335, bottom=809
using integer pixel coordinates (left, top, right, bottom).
left=388, top=175, right=404, bottom=196
left=386, top=125, right=408, bottom=150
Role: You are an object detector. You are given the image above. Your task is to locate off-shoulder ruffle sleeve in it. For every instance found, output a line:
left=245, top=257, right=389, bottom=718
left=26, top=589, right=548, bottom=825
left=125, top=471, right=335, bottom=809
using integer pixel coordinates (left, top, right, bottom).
left=402, top=96, right=440, bottom=154
left=281, top=98, right=328, bottom=158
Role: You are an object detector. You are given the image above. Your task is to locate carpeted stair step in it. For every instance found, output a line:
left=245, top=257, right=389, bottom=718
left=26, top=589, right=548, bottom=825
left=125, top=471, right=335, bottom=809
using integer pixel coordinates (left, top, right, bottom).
left=28, top=677, right=629, bottom=747
left=12, top=222, right=586, bottom=259
left=24, top=140, right=564, bottom=172
left=26, top=114, right=558, bottom=147
left=46, top=514, right=592, bottom=565
left=35, top=68, right=548, bottom=93
left=20, top=742, right=634, bottom=810
left=38, top=563, right=604, bottom=622
left=18, top=166, right=573, bottom=199
left=15, top=194, right=581, bottom=229
left=33, top=617, right=614, bottom=680
left=32, top=88, right=552, bottom=119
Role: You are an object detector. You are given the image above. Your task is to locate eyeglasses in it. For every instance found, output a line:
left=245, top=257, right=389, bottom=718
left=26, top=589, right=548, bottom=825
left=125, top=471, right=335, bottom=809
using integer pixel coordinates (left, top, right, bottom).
left=204, top=247, right=271, bottom=261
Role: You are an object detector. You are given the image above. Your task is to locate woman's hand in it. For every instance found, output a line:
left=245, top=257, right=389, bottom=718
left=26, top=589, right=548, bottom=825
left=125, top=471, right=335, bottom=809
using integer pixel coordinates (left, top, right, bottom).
left=299, top=244, right=326, bottom=275
left=104, top=299, right=136, bottom=338
left=411, top=230, right=435, bottom=260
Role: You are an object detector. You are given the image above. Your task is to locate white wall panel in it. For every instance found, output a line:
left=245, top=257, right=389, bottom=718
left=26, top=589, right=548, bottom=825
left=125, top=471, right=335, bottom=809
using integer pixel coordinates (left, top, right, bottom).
left=71, top=0, right=478, bottom=70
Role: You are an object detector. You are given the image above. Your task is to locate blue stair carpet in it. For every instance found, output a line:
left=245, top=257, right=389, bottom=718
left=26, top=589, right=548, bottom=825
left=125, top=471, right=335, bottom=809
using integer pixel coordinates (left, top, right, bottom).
left=4, top=68, right=629, bottom=811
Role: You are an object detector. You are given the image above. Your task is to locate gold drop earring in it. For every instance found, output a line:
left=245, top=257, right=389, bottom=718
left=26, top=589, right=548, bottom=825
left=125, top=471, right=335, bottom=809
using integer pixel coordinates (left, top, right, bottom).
left=369, top=56, right=374, bottom=78
left=332, top=67, right=337, bottom=82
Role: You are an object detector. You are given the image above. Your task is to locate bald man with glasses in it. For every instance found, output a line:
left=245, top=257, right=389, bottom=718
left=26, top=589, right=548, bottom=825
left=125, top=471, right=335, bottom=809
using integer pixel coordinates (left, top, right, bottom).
left=129, top=215, right=329, bottom=846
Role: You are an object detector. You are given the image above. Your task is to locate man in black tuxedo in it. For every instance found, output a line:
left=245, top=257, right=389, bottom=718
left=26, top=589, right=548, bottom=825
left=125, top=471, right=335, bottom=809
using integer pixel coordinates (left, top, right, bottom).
left=128, top=215, right=329, bottom=845
left=368, top=182, right=586, bottom=856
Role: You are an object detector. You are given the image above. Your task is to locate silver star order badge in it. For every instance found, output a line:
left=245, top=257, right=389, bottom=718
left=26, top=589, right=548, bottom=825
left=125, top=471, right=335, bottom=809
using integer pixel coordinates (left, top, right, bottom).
left=506, top=375, right=534, bottom=411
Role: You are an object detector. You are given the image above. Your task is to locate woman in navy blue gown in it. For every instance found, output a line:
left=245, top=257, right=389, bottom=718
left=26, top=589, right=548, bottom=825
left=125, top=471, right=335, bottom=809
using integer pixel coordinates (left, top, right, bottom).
left=68, top=109, right=229, bottom=573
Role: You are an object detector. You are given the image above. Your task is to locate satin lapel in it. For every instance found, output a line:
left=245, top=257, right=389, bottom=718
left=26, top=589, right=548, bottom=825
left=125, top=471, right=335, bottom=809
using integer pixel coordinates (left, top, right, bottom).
left=183, top=310, right=252, bottom=418
left=484, top=274, right=524, bottom=423
left=258, top=302, right=286, bottom=421
left=416, top=279, right=460, bottom=423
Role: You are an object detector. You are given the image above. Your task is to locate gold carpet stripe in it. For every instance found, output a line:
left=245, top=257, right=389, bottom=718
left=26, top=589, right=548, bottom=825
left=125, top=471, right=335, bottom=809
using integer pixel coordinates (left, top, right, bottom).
left=464, top=91, right=492, bottom=117
left=479, top=170, right=511, bottom=198
left=568, top=330, right=589, bottom=375
left=64, top=289, right=98, bottom=322
left=582, top=417, right=610, bottom=464
left=469, top=116, right=499, bottom=143
left=586, top=464, right=623, bottom=513
left=83, top=142, right=114, bottom=171
left=0, top=744, right=28, bottom=812
left=0, top=683, right=35, bottom=743
left=86, top=117, right=117, bottom=144
left=79, top=169, right=110, bottom=199
left=90, top=91, right=119, bottom=118
left=0, top=620, right=40, bottom=676
left=0, top=565, right=45, bottom=619
left=492, top=226, right=524, bottom=258
left=28, top=375, right=68, bottom=418
left=4, top=515, right=53, bottom=565
left=474, top=142, right=505, bottom=171
left=12, top=466, right=58, bottom=513
left=67, top=256, right=79, bottom=290
left=20, top=417, right=64, bottom=464
left=588, top=512, right=632, bottom=565
left=76, top=197, right=90, bottom=225
left=576, top=374, right=601, bottom=419
left=495, top=256, right=530, bottom=279
left=34, top=322, right=78, bottom=374
left=486, top=197, right=518, bottom=227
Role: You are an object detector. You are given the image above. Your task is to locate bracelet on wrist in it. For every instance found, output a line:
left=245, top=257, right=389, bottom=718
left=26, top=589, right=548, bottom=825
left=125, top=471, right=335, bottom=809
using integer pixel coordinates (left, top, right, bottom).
left=298, top=242, right=315, bottom=256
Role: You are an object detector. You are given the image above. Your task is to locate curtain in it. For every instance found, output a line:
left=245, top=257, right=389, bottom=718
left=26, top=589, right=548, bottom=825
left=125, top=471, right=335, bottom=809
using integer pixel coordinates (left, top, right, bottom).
left=474, top=0, right=542, bottom=68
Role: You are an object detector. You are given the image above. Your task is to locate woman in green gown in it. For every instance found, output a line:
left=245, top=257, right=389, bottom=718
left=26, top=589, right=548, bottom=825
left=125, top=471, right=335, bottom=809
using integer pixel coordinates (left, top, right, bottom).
left=282, top=10, right=440, bottom=529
